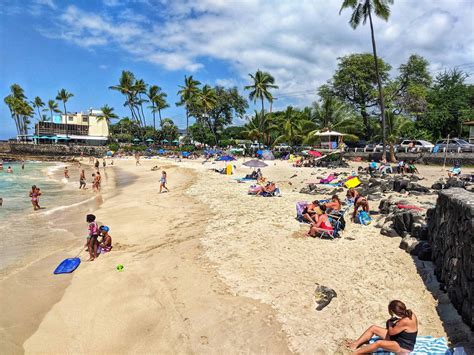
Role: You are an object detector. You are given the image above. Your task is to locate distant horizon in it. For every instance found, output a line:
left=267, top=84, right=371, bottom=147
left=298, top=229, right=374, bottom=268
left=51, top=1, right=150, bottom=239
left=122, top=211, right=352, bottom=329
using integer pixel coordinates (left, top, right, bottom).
left=2, top=0, right=473, bottom=139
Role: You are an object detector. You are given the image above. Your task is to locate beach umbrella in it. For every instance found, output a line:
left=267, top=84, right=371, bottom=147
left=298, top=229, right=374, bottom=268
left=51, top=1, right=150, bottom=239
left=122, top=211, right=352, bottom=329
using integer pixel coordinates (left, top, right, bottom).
left=158, top=149, right=166, bottom=154
left=172, top=139, right=179, bottom=143
left=308, top=150, right=322, bottom=157
left=146, top=138, right=154, bottom=142
left=162, top=139, right=169, bottom=143
left=133, top=138, right=140, bottom=142
left=217, top=156, right=235, bottom=161
left=182, top=151, right=190, bottom=157
left=243, top=159, right=268, bottom=168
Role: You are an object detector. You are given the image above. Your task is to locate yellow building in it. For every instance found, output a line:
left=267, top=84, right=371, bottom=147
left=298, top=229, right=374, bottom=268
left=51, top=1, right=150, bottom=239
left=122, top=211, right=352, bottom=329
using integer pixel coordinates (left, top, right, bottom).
left=35, top=109, right=109, bottom=145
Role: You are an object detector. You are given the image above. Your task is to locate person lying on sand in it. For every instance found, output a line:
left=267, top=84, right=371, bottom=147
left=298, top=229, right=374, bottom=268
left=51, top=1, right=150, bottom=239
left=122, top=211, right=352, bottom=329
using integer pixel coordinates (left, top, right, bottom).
left=348, top=300, right=418, bottom=354
left=307, top=205, right=333, bottom=237
left=151, top=165, right=161, bottom=171
left=256, top=182, right=277, bottom=196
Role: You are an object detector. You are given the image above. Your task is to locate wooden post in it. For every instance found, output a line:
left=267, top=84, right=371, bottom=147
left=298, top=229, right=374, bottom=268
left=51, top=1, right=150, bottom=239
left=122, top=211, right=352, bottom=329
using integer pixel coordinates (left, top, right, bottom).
left=442, top=134, right=450, bottom=170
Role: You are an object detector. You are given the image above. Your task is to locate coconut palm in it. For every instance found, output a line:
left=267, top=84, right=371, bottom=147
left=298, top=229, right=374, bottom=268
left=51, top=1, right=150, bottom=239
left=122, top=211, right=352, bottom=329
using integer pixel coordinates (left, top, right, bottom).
left=244, top=69, right=278, bottom=116
left=134, top=79, right=148, bottom=127
left=384, top=112, right=414, bottom=162
left=4, top=85, right=34, bottom=137
left=147, top=85, right=169, bottom=129
left=47, top=100, right=61, bottom=121
left=177, top=75, right=201, bottom=135
left=273, top=106, right=308, bottom=147
left=109, top=71, right=141, bottom=126
left=31, top=96, right=45, bottom=121
left=196, top=85, right=218, bottom=144
left=55, top=89, right=73, bottom=115
left=242, top=110, right=273, bottom=146
left=98, top=105, right=118, bottom=127
left=340, top=0, right=393, bottom=159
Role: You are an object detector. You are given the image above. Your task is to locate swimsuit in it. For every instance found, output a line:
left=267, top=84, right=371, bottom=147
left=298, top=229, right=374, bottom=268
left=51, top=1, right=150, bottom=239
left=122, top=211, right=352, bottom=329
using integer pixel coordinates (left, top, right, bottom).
left=390, top=330, right=417, bottom=351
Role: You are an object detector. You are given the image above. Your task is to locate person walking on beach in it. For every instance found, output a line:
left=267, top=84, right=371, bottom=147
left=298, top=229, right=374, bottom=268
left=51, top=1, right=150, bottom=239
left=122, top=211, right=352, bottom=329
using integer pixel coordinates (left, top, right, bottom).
left=64, top=166, right=69, bottom=178
left=160, top=171, right=169, bottom=193
left=79, top=169, right=86, bottom=189
left=93, top=171, right=101, bottom=192
left=348, top=300, right=418, bottom=353
left=85, top=214, right=99, bottom=261
left=102, top=159, right=106, bottom=169
left=29, top=185, right=41, bottom=210
left=135, top=153, right=141, bottom=166
left=95, top=159, right=100, bottom=170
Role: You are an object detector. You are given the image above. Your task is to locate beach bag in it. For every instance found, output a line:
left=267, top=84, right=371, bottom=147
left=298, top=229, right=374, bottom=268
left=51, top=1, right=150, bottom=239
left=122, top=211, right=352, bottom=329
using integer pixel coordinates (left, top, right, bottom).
left=345, top=177, right=361, bottom=189
left=357, top=211, right=371, bottom=226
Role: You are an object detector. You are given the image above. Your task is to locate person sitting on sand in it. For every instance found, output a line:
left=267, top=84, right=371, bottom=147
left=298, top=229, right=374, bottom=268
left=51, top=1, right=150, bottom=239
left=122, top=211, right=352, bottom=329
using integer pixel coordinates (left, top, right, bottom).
left=307, top=205, right=333, bottom=237
left=98, top=225, right=113, bottom=253
left=347, top=188, right=369, bottom=221
left=407, top=161, right=419, bottom=175
left=348, top=300, right=418, bottom=354
left=85, top=214, right=99, bottom=261
left=255, top=182, right=277, bottom=196
left=302, top=200, right=321, bottom=223
left=448, top=162, right=461, bottom=178
left=397, top=160, right=405, bottom=174
left=29, top=185, right=41, bottom=210
left=323, top=195, right=341, bottom=213
left=367, top=160, right=377, bottom=174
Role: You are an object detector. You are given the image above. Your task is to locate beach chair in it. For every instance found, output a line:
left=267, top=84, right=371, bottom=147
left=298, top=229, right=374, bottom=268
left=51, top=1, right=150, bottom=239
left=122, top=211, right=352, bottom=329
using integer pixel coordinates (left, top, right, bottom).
left=261, top=188, right=281, bottom=197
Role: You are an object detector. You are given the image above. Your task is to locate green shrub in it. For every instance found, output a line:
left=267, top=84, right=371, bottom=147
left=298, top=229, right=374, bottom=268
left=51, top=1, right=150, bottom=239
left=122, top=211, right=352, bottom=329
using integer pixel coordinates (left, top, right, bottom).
left=108, top=143, right=119, bottom=152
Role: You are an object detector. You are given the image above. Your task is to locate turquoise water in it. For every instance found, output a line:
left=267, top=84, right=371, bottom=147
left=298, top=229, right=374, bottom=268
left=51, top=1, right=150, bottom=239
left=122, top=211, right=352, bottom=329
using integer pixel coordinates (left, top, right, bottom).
left=0, top=161, right=103, bottom=274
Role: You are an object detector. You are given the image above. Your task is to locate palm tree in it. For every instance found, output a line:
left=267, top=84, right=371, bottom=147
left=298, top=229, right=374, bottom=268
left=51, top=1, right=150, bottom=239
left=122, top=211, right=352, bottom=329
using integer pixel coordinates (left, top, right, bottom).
left=147, top=85, right=169, bottom=129
left=98, top=105, right=118, bottom=129
left=147, top=85, right=159, bottom=130
left=340, top=0, right=393, bottom=159
left=197, top=85, right=218, bottom=144
left=47, top=100, right=61, bottom=121
left=4, top=84, right=34, bottom=137
left=109, top=71, right=140, bottom=126
left=244, top=70, right=278, bottom=143
left=134, top=79, right=148, bottom=127
left=31, top=96, right=45, bottom=121
left=56, top=89, right=74, bottom=115
left=154, top=92, right=169, bottom=128
left=243, top=110, right=273, bottom=146
left=177, top=75, right=201, bottom=135
left=385, top=112, right=414, bottom=162
left=273, top=106, right=307, bottom=147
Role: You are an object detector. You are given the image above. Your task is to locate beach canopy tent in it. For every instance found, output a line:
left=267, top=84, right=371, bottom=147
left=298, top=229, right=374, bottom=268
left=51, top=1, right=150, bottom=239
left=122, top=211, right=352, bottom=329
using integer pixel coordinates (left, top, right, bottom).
left=204, top=149, right=222, bottom=155
left=262, top=150, right=275, bottom=160
left=172, top=139, right=179, bottom=144
left=216, top=155, right=236, bottom=161
left=243, top=159, right=268, bottom=168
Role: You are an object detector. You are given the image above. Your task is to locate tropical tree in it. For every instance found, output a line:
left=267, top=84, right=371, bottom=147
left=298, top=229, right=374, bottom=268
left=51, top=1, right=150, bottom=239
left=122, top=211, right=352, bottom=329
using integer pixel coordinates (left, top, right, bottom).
left=374, top=112, right=414, bottom=162
left=134, top=79, right=148, bottom=127
left=147, top=85, right=169, bottom=129
left=244, top=70, right=278, bottom=141
left=31, top=96, right=45, bottom=121
left=340, top=0, right=394, bottom=158
left=110, top=71, right=141, bottom=126
left=195, top=85, right=218, bottom=144
left=98, top=105, right=118, bottom=127
left=4, top=84, right=34, bottom=137
left=55, top=89, right=74, bottom=115
left=47, top=99, right=61, bottom=121
left=177, top=75, right=201, bottom=135
left=273, top=106, right=309, bottom=147
left=242, top=110, right=273, bottom=145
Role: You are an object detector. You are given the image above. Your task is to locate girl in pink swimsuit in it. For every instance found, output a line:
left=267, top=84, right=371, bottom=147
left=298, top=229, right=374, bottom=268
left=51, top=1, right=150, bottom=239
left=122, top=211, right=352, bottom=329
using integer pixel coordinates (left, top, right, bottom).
left=307, top=205, right=333, bottom=237
left=29, top=185, right=41, bottom=210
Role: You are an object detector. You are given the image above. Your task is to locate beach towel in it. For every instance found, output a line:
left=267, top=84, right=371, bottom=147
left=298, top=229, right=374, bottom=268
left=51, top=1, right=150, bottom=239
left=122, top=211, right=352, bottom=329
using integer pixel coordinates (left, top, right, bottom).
left=369, top=336, right=452, bottom=354
left=397, top=203, right=423, bottom=211
left=345, top=176, right=361, bottom=189
left=320, top=174, right=336, bottom=184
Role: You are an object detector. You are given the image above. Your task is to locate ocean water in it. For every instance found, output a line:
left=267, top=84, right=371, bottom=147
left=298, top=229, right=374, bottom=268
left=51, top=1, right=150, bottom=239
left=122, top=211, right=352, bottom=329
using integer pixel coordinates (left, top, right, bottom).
left=0, top=161, right=107, bottom=275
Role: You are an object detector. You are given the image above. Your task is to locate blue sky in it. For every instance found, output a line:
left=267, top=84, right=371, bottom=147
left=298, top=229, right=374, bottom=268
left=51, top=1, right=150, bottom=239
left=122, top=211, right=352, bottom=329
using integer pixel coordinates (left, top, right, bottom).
left=1, top=0, right=473, bottom=139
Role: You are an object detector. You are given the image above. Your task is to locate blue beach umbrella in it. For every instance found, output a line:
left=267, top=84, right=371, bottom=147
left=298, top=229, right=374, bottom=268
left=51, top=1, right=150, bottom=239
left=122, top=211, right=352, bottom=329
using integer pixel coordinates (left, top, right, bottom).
left=217, top=155, right=235, bottom=161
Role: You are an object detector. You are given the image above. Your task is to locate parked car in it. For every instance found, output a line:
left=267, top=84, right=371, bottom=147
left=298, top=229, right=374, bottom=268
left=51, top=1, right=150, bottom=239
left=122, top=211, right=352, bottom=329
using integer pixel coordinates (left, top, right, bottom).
left=250, top=143, right=268, bottom=150
left=434, top=138, right=474, bottom=152
left=274, top=143, right=290, bottom=151
left=374, top=143, right=396, bottom=152
left=364, top=143, right=378, bottom=152
left=399, top=139, right=434, bottom=151
left=346, top=140, right=368, bottom=149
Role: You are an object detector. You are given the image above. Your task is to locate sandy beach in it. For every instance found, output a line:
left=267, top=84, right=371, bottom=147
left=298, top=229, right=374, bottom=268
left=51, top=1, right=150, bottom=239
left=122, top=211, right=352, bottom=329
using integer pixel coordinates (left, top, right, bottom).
left=1, top=158, right=472, bottom=353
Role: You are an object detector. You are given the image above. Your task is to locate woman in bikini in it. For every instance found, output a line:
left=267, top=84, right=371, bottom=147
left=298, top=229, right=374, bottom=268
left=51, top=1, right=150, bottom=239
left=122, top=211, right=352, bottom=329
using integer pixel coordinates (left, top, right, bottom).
left=302, top=200, right=321, bottom=223
left=323, top=195, right=341, bottom=213
left=307, top=205, right=333, bottom=237
left=29, top=185, right=41, bottom=210
left=349, top=300, right=418, bottom=354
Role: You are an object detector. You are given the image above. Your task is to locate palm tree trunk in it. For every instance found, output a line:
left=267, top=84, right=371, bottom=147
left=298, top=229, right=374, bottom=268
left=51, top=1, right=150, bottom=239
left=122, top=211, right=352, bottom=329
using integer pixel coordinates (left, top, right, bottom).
left=368, top=10, right=387, bottom=160
left=260, top=97, right=265, bottom=146
left=186, top=109, right=189, bottom=136
left=152, top=103, right=156, bottom=130
left=158, top=109, right=163, bottom=128
left=37, top=107, right=42, bottom=121
left=389, top=143, right=396, bottom=163
left=361, top=109, right=371, bottom=140
left=63, top=102, right=68, bottom=138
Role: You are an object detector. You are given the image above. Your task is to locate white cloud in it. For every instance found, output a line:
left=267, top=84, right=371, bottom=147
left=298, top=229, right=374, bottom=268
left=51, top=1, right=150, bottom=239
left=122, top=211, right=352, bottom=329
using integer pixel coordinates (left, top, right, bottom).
left=35, top=0, right=474, bottom=106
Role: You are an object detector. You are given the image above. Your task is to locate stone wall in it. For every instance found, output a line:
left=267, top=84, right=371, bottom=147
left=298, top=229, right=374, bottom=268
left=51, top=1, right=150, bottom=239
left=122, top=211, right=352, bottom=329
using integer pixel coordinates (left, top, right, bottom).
left=344, top=151, right=474, bottom=165
left=8, top=143, right=107, bottom=157
left=427, top=188, right=474, bottom=329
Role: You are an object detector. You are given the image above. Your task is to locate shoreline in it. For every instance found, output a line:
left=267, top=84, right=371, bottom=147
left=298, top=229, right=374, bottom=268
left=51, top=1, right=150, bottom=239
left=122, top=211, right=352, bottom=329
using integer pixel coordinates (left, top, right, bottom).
left=4, top=159, right=290, bottom=353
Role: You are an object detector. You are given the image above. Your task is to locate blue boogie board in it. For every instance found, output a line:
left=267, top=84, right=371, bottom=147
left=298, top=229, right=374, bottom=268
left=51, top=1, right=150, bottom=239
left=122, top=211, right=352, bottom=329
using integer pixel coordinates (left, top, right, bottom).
left=54, top=258, right=81, bottom=274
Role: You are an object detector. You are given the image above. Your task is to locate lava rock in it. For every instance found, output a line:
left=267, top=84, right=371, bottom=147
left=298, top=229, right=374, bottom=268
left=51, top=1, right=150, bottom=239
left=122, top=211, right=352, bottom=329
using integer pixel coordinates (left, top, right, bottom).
left=314, top=284, right=337, bottom=311
left=381, top=222, right=399, bottom=237
left=411, top=241, right=432, bottom=260
left=400, top=236, right=419, bottom=253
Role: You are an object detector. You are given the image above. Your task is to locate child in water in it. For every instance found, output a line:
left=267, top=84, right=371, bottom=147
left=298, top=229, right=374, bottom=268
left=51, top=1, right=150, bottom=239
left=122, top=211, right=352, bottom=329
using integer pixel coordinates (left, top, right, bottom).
left=86, top=214, right=99, bottom=261
left=160, top=171, right=169, bottom=193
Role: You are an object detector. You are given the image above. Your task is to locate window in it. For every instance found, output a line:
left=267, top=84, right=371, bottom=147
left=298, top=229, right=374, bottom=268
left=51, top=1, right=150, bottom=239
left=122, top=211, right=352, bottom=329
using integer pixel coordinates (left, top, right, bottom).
left=68, top=116, right=74, bottom=121
left=82, top=116, right=88, bottom=123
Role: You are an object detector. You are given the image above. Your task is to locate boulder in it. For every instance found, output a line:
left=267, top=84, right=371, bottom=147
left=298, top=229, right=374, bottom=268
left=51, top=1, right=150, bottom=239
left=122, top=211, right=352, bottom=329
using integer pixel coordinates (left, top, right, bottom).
left=314, top=284, right=337, bottom=311
left=393, top=211, right=414, bottom=236
left=381, top=222, right=399, bottom=237
left=368, top=193, right=383, bottom=201
left=446, top=178, right=467, bottom=189
left=406, top=182, right=429, bottom=193
left=400, top=236, right=419, bottom=253
left=393, top=178, right=409, bottom=193
left=411, top=241, right=432, bottom=260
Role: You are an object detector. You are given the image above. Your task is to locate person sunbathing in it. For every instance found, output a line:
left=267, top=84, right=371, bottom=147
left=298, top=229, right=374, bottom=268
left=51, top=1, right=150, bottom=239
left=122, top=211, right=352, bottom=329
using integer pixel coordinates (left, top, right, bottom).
left=349, top=300, right=418, bottom=354
left=323, top=195, right=341, bottom=213
left=307, top=205, right=333, bottom=237
left=257, top=182, right=277, bottom=196
left=448, top=162, right=461, bottom=178
left=302, top=200, right=321, bottom=223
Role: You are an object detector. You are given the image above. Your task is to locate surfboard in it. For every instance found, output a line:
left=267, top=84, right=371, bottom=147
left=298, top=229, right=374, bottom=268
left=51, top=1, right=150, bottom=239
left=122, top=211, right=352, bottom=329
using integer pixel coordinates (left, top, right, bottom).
left=53, top=258, right=81, bottom=274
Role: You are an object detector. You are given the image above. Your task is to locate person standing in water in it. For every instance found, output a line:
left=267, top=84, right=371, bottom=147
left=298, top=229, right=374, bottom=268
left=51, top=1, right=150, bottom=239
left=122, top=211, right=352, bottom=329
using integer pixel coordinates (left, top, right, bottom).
left=21, top=160, right=25, bottom=170
left=7, top=166, right=13, bottom=173
left=29, top=185, right=41, bottom=210
left=160, top=171, right=169, bottom=193
left=64, top=166, right=69, bottom=178
left=79, top=169, right=86, bottom=189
